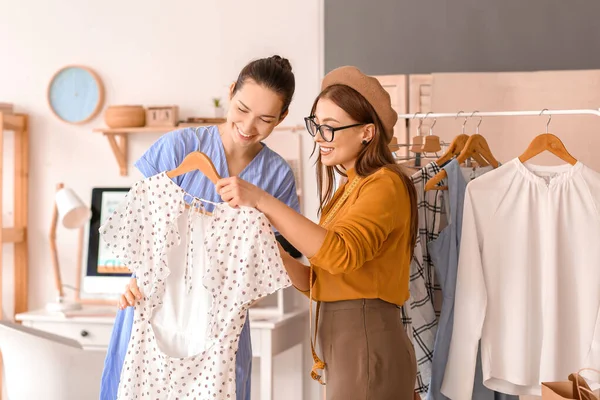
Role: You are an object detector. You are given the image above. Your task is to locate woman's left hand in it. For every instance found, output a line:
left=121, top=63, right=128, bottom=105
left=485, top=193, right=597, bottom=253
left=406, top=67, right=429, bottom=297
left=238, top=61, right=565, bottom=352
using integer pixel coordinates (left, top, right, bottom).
left=216, top=176, right=267, bottom=209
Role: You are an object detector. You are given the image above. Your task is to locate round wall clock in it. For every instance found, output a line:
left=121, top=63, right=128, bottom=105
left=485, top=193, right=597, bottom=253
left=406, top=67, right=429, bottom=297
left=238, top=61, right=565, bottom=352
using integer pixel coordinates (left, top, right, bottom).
left=47, top=65, right=104, bottom=124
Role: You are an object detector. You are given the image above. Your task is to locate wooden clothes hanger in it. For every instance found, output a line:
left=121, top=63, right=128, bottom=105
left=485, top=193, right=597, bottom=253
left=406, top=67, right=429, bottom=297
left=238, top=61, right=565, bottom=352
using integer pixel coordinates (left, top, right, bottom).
left=409, top=114, right=426, bottom=154
left=420, top=114, right=442, bottom=153
left=402, top=114, right=442, bottom=169
left=426, top=114, right=499, bottom=191
left=167, top=151, right=221, bottom=183
left=409, top=113, right=442, bottom=154
left=437, top=134, right=491, bottom=167
left=167, top=151, right=220, bottom=211
left=436, top=112, right=488, bottom=167
left=457, top=134, right=499, bottom=167
left=388, top=136, right=399, bottom=152
left=518, top=111, right=577, bottom=166
left=436, top=133, right=469, bottom=166
left=421, top=134, right=442, bottom=153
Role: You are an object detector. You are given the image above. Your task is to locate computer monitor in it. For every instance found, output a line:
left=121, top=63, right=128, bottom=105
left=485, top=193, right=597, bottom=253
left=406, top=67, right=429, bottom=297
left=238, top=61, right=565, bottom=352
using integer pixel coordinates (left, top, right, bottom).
left=79, top=187, right=131, bottom=299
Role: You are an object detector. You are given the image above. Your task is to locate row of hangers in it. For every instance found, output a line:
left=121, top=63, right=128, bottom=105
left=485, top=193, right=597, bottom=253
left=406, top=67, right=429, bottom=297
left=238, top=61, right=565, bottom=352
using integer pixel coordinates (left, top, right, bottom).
left=411, top=113, right=443, bottom=154
left=423, top=109, right=577, bottom=191
left=389, top=112, right=443, bottom=158
left=425, top=112, right=499, bottom=190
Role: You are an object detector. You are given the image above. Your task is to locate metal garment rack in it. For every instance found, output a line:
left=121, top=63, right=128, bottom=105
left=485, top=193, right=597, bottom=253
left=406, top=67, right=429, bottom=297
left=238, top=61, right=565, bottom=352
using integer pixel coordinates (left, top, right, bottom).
left=397, top=109, right=600, bottom=119
left=393, top=109, right=600, bottom=166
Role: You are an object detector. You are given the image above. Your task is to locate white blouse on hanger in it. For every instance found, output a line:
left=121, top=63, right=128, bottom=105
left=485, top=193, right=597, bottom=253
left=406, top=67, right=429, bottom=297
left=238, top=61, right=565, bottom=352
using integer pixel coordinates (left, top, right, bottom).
left=100, top=172, right=291, bottom=399
left=441, top=159, right=600, bottom=399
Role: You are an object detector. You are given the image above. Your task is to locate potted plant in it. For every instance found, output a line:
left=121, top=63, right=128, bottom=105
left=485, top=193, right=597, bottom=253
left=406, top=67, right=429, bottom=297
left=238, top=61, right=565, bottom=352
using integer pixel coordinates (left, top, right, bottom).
left=213, top=97, right=224, bottom=118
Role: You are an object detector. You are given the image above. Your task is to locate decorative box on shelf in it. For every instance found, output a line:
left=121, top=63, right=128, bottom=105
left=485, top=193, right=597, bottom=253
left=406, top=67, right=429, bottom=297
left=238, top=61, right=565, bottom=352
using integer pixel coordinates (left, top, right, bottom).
left=146, top=105, right=179, bottom=127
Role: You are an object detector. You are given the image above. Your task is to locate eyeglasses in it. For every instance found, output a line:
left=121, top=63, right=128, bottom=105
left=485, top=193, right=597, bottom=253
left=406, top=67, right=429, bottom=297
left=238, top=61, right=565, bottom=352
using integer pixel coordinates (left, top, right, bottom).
left=304, top=116, right=365, bottom=142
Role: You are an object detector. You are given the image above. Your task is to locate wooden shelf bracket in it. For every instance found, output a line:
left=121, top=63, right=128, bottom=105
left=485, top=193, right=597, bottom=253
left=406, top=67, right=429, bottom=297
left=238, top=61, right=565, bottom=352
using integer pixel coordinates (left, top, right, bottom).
left=104, top=133, right=128, bottom=176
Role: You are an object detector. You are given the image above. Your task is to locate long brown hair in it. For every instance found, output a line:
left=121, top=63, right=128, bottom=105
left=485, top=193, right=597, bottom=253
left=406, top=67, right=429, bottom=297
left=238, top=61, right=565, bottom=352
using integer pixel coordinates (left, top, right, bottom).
left=311, top=84, right=418, bottom=254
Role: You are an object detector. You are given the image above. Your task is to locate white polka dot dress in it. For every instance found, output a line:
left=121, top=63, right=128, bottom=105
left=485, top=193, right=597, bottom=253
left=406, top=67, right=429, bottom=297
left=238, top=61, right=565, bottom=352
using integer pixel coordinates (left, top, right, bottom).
left=100, top=172, right=292, bottom=399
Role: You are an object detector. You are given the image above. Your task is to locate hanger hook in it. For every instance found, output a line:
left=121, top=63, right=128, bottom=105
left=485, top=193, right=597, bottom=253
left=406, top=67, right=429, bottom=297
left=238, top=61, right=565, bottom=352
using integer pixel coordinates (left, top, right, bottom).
left=429, top=118, right=437, bottom=135
left=540, top=108, right=551, bottom=133
left=423, top=112, right=436, bottom=135
left=413, top=112, right=424, bottom=136
left=470, top=110, right=482, bottom=134
left=456, top=111, right=466, bottom=134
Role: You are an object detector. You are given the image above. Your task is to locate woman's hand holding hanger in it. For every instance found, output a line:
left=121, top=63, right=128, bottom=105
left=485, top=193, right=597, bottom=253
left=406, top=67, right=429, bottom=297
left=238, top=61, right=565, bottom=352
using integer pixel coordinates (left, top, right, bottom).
left=216, top=176, right=268, bottom=209
left=217, top=176, right=319, bottom=291
left=217, top=176, right=327, bottom=260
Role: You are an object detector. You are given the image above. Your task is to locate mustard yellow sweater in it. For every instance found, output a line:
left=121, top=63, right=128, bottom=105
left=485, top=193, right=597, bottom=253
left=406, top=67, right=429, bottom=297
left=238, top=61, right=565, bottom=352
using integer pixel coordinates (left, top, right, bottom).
left=307, top=167, right=412, bottom=306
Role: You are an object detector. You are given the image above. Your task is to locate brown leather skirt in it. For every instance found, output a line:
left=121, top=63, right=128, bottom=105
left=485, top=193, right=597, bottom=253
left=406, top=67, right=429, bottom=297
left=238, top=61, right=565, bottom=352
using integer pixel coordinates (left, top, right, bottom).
left=318, top=298, right=417, bottom=400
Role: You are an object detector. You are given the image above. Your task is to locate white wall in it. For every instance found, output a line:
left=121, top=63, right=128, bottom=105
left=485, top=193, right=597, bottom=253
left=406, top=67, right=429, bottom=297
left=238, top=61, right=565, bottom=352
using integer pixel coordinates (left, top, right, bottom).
left=0, top=0, right=323, bottom=399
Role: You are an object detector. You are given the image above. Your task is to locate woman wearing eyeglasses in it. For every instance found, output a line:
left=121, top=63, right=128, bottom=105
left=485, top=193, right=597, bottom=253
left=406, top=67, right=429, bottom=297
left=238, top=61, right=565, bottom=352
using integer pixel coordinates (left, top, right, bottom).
left=217, top=66, right=418, bottom=399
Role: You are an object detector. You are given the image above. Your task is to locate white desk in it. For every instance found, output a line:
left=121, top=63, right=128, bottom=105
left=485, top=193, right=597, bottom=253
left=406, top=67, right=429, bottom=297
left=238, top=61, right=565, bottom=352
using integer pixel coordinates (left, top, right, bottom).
left=16, top=306, right=308, bottom=400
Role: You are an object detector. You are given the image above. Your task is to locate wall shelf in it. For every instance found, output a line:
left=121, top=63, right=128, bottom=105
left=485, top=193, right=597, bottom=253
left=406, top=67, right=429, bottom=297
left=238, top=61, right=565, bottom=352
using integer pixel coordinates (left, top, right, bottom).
left=92, top=123, right=213, bottom=176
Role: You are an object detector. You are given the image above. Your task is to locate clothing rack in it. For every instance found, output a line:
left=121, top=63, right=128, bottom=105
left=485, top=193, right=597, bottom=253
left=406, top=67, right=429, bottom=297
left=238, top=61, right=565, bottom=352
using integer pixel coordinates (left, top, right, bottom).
left=398, top=108, right=600, bottom=119
left=392, top=109, right=600, bottom=168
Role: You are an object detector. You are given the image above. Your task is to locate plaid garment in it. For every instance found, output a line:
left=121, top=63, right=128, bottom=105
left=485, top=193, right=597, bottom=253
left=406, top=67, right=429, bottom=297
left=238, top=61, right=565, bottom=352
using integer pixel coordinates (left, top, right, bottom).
left=400, top=161, right=444, bottom=396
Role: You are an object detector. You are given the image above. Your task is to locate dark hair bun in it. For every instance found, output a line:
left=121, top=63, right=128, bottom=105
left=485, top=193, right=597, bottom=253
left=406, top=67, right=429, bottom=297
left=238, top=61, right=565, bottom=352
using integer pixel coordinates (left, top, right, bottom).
left=233, top=55, right=296, bottom=116
left=270, top=55, right=293, bottom=73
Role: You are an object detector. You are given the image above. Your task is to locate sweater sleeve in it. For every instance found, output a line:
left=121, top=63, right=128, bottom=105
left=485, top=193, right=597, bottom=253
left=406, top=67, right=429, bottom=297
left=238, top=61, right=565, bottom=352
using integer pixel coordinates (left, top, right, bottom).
left=441, top=185, right=487, bottom=400
left=309, top=173, right=408, bottom=275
